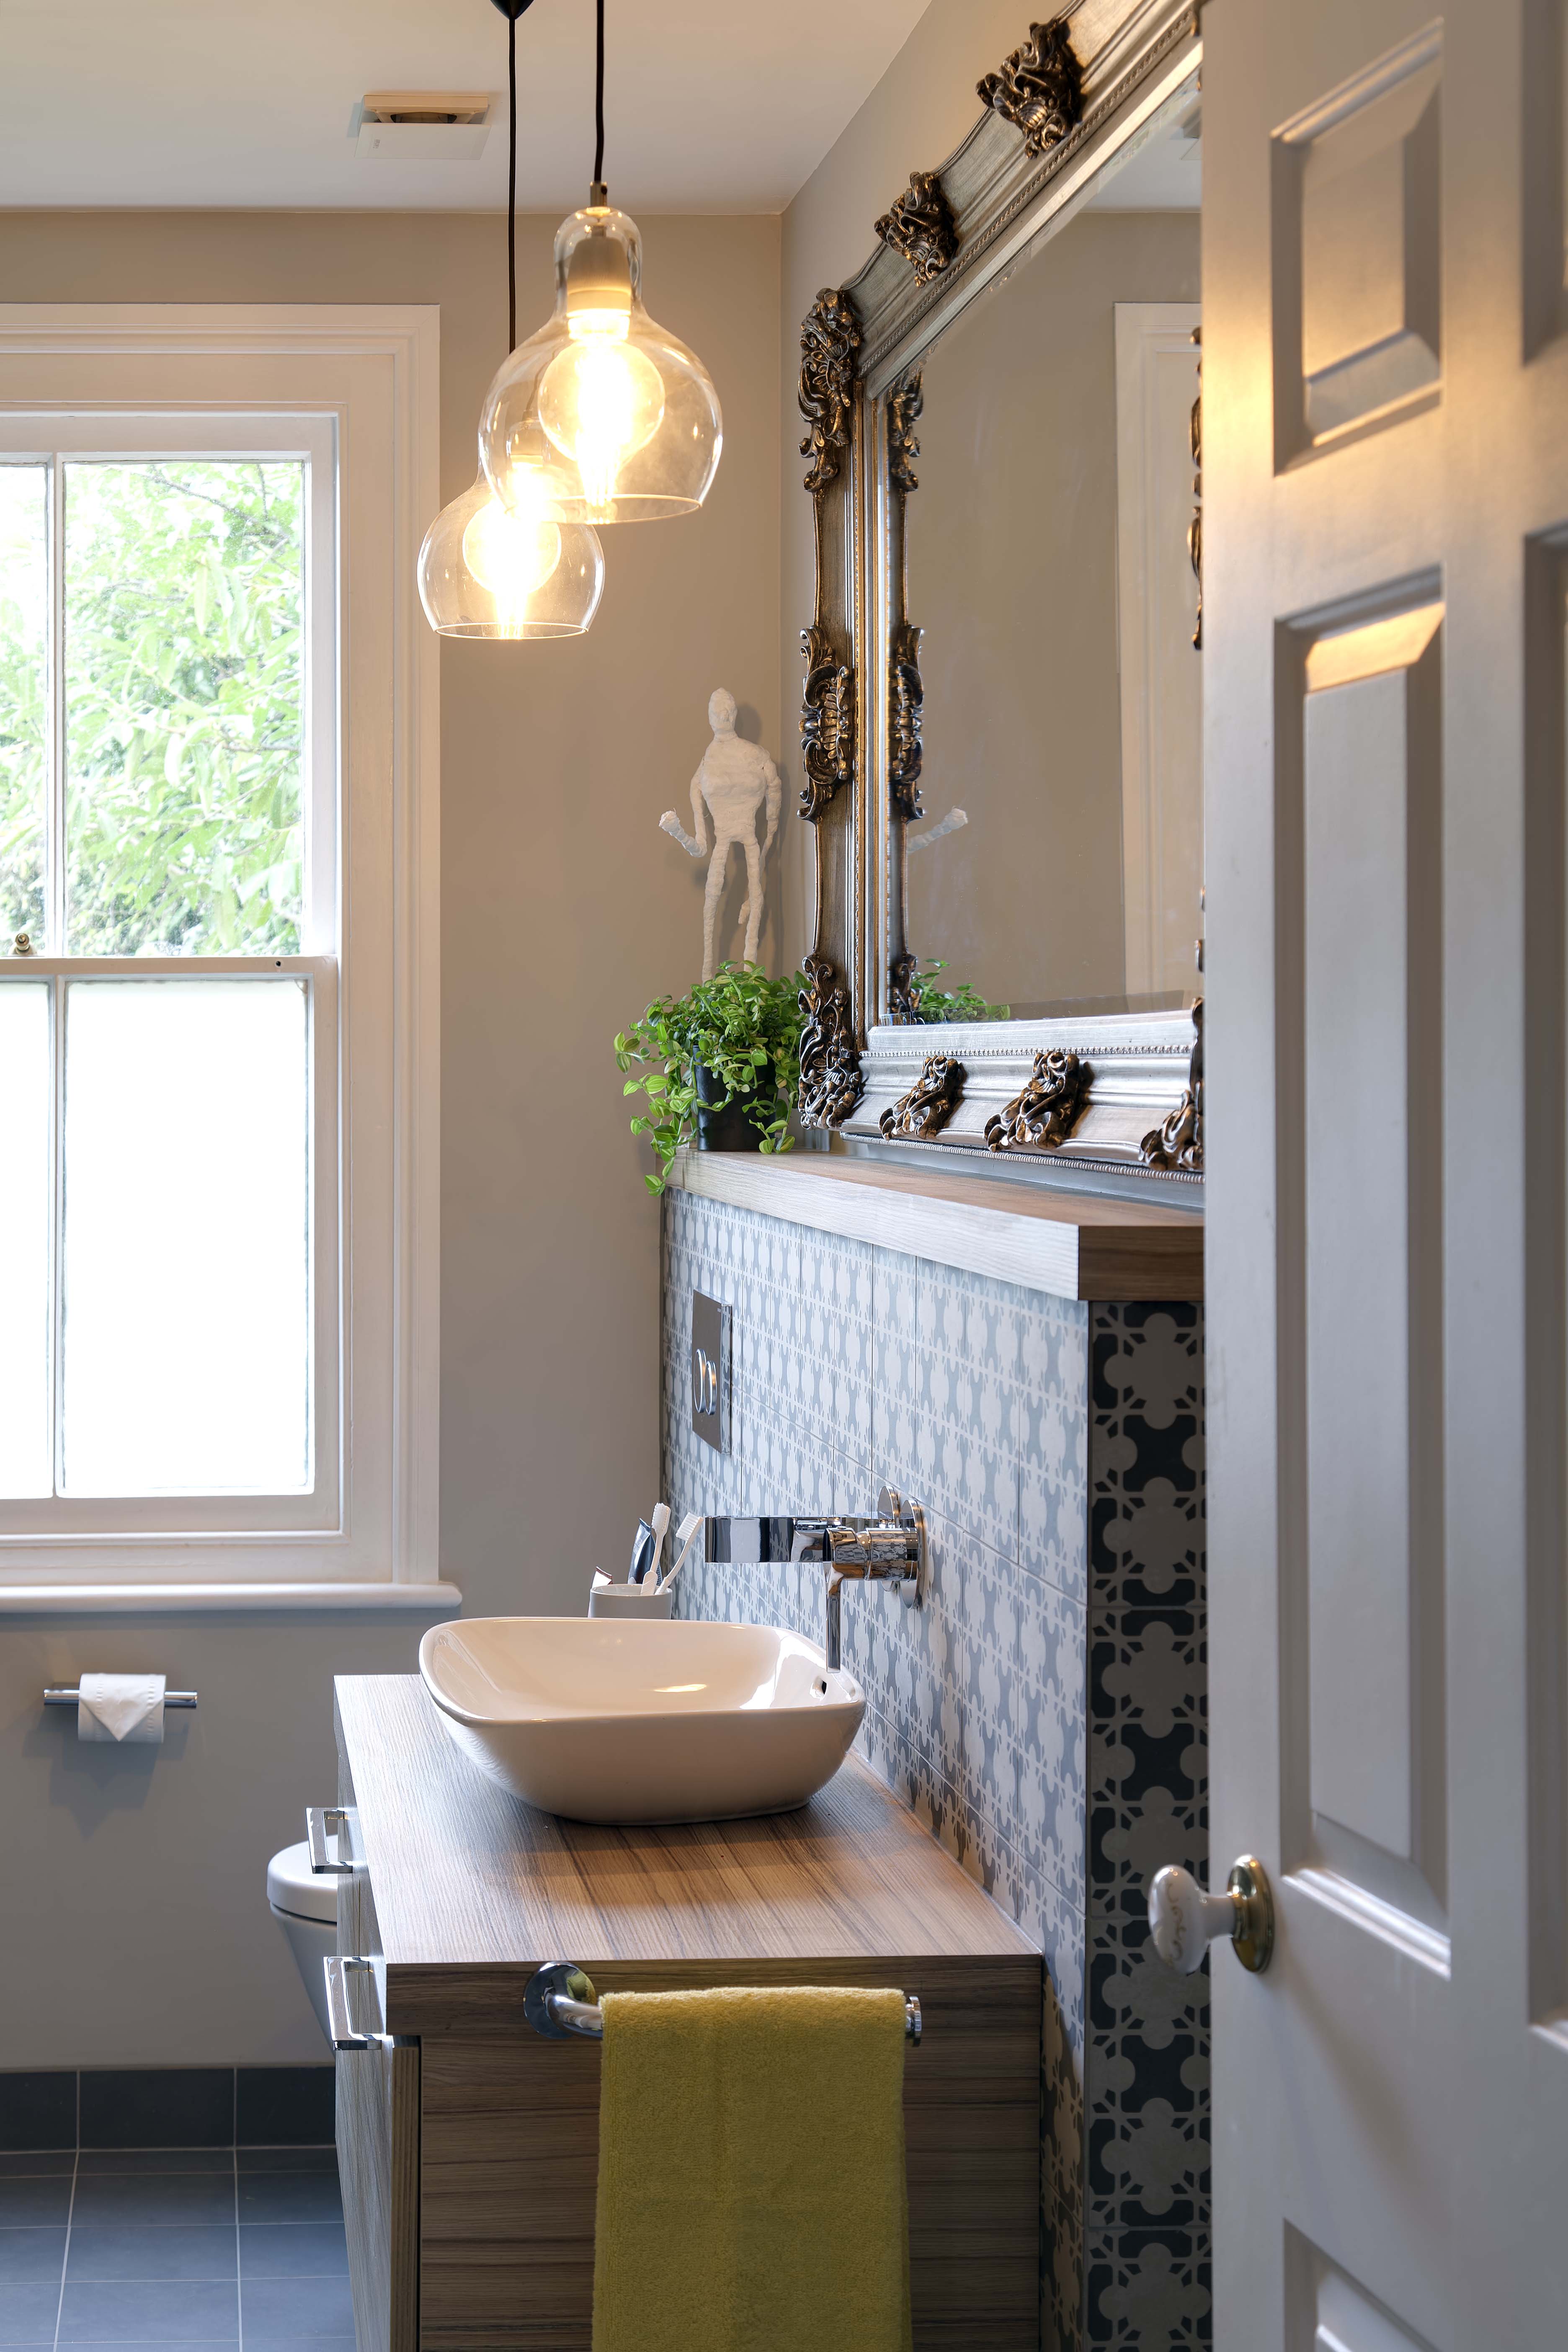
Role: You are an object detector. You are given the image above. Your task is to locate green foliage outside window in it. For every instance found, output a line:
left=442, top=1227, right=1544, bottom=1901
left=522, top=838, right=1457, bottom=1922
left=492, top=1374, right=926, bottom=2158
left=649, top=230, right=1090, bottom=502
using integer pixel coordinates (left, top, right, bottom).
left=0, top=459, right=306, bottom=954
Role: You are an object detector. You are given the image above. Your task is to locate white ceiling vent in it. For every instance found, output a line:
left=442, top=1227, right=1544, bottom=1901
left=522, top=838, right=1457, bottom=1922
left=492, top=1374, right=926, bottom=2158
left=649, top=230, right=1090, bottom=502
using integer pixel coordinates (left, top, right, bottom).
left=353, top=93, right=493, bottom=162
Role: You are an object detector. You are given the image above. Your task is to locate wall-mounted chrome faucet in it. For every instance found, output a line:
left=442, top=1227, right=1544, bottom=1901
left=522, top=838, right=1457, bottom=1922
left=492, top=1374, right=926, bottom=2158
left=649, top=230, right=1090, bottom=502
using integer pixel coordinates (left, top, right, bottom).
left=697, top=1487, right=926, bottom=1669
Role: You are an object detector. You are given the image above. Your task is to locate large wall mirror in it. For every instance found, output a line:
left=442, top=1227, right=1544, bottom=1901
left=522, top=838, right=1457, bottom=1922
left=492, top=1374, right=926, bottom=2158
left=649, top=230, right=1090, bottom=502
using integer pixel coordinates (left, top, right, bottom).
left=793, top=1, right=1205, bottom=1187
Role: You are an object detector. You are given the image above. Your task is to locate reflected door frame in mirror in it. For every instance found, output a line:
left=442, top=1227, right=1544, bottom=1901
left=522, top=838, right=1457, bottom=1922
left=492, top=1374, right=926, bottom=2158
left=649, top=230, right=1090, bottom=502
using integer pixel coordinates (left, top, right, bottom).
left=795, top=0, right=1205, bottom=1184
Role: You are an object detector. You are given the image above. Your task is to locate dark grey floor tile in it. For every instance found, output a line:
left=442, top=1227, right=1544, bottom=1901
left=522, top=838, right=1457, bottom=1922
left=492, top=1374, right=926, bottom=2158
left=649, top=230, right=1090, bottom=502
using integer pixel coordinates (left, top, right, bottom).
left=0, top=2179, right=72, bottom=2228
left=0, top=2158, right=71, bottom=2180
left=79, top=2074, right=234, bottom=2155
left=0, top=2074, right=75, bottom=2155
left=51, top=2345, right=237, bottom=2352
left=238, top=2225, right=347, bottom=2280
left=244, top=2342, right=355, bottom=2350
left=68, top=2178, right=235, bottom=2229
left=66, top=2228, right=237, bottom=2284
left=76, top=2154, right=232, bottom=2179
left=235, top=2150, right=336, bottom=2176
left=235, top=2174, right=341, bottom=2227
left=235, top=2071, right=334, bottom=2152
left=58, top=2278, right=239, bottom=2342
left=0, top=2232, right=66, bottom=2285
left=241, top=2275, right=355, bottom=2341
left=0, top=2282, right=62, bottom=2342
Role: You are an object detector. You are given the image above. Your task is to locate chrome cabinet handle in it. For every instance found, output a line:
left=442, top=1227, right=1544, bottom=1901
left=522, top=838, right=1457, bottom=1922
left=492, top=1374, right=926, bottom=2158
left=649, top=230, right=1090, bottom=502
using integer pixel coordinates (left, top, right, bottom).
left=306, top=1806, right=356, bottom=1874
left=1148, top=1856, right=1275, bottom=1975
left=324, top=1955, right=387, bottom=2050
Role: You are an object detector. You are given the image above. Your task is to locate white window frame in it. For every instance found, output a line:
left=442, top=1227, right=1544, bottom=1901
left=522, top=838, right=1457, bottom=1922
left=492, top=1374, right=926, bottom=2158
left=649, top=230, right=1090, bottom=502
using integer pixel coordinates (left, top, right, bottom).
left=0, top=307, right=444, bottom=1604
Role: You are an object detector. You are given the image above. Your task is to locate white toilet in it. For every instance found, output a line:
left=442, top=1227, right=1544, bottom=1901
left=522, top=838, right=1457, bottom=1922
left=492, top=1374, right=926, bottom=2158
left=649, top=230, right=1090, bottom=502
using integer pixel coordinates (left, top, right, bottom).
left=267, top=1841, right=338, bottom=2046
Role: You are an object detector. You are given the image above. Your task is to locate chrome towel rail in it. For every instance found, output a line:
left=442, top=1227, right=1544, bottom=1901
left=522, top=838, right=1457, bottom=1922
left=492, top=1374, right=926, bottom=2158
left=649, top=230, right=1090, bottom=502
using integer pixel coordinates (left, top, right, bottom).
left=43, top=1687, right=196, bottom=1707
left=523, top=1962, right=922, bottom=2046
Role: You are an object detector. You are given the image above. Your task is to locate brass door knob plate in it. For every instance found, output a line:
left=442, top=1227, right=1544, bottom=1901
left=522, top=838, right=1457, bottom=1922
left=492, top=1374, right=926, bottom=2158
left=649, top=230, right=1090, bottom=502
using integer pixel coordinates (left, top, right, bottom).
left=1148, top=1855, right=1274, bottom=1975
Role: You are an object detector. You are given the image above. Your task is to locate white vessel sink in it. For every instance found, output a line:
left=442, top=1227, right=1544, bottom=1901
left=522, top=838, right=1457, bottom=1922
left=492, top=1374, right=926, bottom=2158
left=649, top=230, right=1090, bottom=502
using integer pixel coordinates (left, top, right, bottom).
left=418, top=1617, right=866, bottom=1824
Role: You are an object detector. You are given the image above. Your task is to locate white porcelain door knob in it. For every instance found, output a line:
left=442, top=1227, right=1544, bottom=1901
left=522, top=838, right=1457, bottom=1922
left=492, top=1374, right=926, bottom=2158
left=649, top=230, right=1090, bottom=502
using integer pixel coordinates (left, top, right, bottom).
left=1148, top=1857, right=1276, bottom=1975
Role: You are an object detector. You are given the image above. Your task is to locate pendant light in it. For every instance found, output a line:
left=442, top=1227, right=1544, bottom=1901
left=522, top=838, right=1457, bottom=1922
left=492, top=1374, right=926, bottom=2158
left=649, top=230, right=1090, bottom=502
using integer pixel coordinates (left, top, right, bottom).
left=418, top=0, right=604, bottom=639
left=478, top=0, right=723, bottom=526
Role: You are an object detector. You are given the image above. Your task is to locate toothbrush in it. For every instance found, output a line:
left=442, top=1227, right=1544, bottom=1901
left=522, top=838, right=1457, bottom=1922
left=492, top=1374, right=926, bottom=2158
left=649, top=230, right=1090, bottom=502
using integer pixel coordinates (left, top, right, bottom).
left=656, top=1511, right=704, bottom=1597
left=648, top=1501, right=671, bottom=1583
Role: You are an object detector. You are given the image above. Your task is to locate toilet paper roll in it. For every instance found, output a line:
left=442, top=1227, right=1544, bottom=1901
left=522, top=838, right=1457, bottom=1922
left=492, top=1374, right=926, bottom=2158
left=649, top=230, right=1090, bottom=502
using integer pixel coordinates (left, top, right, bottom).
left=77, top=1672, right=166, bottom=1744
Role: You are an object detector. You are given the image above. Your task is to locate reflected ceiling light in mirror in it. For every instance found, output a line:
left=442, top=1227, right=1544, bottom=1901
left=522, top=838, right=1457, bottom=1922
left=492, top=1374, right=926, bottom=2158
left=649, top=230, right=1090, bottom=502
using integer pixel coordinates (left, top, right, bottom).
left=418, top=0, right=604, bottom=640
left=479, top=0, right=722, bottom=526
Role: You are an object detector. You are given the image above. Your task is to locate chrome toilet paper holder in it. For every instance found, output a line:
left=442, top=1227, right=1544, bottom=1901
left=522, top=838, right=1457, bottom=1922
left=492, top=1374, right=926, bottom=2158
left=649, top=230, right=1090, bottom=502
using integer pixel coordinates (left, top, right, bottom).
left=43, top=1686, right=197, bottom=1707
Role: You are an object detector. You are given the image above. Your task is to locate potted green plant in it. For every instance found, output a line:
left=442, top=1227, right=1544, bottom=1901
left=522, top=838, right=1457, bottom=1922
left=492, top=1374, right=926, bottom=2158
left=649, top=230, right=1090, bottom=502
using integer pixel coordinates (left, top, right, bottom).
left=614, top=961, right=807, bottom=1195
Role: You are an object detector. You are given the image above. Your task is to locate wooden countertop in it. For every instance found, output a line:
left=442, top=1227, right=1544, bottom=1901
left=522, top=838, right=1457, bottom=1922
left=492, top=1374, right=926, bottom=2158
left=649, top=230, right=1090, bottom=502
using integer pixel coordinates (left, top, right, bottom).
left=336, top=1676, right=1037, bottom=2035
left=668, top=1147, right=1202, bottom=1301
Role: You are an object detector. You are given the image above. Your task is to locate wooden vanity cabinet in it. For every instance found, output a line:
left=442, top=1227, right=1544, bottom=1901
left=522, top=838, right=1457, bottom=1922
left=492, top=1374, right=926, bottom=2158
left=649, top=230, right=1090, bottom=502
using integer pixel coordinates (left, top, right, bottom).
left=333, top=1676, right=1044, bottom=2352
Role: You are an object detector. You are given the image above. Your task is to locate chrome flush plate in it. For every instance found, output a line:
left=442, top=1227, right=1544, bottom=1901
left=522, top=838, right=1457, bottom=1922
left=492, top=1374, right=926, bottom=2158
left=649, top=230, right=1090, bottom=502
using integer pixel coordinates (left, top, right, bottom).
left=691, top=1291, right=729, bottom=1453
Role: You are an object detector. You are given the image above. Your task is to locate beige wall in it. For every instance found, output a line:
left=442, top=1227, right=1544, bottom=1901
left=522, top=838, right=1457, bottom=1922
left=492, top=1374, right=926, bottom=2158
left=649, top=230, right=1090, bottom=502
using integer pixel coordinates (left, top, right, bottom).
left=0, top=207, right=780, bottom=2063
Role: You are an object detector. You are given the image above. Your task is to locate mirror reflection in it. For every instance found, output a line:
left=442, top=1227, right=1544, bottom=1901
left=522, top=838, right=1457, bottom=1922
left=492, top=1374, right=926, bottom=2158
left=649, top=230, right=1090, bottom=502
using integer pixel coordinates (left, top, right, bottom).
left=899, top=80, right=1202, bottom=1023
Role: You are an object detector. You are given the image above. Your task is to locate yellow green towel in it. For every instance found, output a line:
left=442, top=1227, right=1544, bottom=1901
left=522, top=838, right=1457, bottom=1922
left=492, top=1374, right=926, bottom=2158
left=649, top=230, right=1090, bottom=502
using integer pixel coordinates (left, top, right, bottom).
left=592, top=1983, right=913, bottom=2352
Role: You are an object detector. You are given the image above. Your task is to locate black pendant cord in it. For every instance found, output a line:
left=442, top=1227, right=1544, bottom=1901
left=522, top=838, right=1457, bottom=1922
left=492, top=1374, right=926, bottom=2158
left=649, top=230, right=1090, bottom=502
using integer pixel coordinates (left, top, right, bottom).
left=507, top=3, right=517, bottom=352
left=490, top=0, right=536, bottom=353
left=593, top=0, right=605, bottom=189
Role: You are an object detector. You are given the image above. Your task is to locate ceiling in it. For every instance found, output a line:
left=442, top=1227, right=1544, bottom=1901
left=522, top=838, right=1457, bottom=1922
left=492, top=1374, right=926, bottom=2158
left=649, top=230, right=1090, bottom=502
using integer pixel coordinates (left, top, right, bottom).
left=0, top=0, right=932, bottom=214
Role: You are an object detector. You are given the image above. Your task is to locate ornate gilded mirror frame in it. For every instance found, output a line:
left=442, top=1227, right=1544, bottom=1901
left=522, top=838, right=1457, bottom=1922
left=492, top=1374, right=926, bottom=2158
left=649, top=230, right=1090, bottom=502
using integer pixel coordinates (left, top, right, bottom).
left=794, top=0, right=1205, bottom=1184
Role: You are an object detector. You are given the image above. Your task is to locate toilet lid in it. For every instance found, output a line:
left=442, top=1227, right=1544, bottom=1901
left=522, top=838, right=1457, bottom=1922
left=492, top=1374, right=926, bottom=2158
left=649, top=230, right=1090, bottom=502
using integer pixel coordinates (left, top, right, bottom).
left=267, top=1839, right=340, bottom=1926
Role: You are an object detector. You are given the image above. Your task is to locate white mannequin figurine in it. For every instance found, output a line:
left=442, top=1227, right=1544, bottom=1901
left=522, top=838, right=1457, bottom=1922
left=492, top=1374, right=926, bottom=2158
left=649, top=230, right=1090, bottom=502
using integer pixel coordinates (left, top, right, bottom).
left=660, top=689, right=782, bottom=981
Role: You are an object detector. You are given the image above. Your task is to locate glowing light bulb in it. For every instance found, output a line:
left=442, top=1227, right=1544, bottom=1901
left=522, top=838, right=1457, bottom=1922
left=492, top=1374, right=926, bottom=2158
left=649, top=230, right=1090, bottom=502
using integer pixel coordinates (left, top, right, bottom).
left=461, top=494, right=562, bottom=602
left=538, top=330, right=665, bottom=521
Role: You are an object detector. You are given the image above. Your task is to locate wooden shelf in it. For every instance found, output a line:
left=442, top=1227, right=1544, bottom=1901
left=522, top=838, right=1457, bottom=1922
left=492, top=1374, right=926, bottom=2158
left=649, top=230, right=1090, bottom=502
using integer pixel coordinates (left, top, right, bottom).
left=667, top=1147, right=1202, bottom=1302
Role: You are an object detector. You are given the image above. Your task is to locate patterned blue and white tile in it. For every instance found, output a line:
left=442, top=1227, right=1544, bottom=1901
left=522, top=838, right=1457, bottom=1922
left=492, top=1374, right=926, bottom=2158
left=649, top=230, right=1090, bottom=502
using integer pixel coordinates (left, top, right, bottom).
left=958, top=1546, right=1086, bottom=1910
left=871, top=1253, right=1024, bottom=1562
left=1088, top=1303, right=1205, bottom=1612
left=730, top=1221, right=875, bottom=1469
left=1018, top=1295, right=1091, bottom=1602
left=1084, top=2228, right=1212, bottom=2349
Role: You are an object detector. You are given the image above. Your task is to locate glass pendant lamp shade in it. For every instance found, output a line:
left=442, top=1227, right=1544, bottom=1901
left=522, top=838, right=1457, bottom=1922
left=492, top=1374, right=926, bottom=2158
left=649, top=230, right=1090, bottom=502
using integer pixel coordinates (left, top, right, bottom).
left=480, top=203, right=723, bottom=526
left=418, top=470, right=603, bottom=639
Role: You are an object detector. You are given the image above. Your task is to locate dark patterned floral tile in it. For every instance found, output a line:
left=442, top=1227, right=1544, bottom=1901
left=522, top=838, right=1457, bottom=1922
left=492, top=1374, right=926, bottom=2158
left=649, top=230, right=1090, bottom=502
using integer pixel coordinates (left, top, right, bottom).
left=1086, top=1905, right=1210, bottom=2236
left=1088, top=1607, right=1207, bottom=1911
left=1084, top=2228, right=1212, bottom=2348
left=1088, top=1303, right=1205, bottom=1611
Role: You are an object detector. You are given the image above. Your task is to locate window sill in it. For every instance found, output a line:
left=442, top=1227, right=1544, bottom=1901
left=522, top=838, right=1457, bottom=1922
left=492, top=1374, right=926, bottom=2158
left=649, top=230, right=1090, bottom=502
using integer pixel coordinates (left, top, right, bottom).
left=0, top=1581, right=463, bottom=1616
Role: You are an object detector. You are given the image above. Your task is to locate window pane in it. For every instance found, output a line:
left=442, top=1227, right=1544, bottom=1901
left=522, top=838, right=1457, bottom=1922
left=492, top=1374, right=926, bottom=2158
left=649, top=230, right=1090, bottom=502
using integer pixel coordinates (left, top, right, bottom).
left=0, top=465, right=49, bottom=948
left=0, top=982, right=52, bottom=1497
left=63, top=462, right=306, bottom=955
left=62, top=978, right=310, bottom=1495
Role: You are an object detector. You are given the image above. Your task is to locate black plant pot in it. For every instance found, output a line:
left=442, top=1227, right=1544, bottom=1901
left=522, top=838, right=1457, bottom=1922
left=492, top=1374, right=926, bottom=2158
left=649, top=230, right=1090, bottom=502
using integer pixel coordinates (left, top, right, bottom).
left=693, top=1062, right=767, bottom=1153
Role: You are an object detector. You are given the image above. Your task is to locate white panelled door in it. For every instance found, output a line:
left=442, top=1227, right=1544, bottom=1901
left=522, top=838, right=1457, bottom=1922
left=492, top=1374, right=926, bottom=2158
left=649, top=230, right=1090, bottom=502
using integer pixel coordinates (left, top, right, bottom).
left=1205, top=0, right=1568, bottom=2346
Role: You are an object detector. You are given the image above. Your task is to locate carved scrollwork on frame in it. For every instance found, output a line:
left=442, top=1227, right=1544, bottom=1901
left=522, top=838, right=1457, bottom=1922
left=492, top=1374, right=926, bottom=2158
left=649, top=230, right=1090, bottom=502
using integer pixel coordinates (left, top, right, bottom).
left=874, top=170, right=958, bottom=284
left=887, top=952, right=922, bottom=1024
left=887, top=372, right=925, bottom=824
left=799, top=288, right=861, bottom=498
left=887, top=374, right=923, bottom=496
left=880, top=1052, right=965, bottom=1141
left=797, top=953, right=865, bottom=1130
left=984, top=1047, right=1090, bottom=1153
left=977, top=16, right=1086, bottom=155
left=799, top=624, right=856, bottom=821
left=1188, top=325, right=1203, bottom=652
left=888, top=620, right=925, bottom=820
left=1140, top=998, right=1204, bottom=1171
